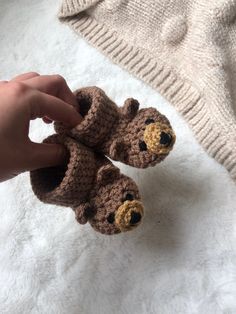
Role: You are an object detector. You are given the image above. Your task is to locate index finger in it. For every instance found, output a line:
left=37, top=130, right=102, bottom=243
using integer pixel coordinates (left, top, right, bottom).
left=21, top=74, right=78, bottom=108
left=30, top=90, right=82, bottom=127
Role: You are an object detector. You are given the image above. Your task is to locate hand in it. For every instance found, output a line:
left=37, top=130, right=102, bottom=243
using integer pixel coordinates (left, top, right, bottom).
left=0, top=72, right=82, bottom=182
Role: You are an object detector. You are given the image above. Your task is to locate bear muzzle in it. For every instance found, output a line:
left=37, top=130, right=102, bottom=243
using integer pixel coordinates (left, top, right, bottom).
left=143, top=122, right=176, bottom=155
left=115, top=200, right=144, bottom=232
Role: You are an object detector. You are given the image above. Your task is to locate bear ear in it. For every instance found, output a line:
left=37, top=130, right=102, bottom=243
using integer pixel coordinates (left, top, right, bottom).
left=74, top=203, right=96, bottom=224
left=97, top=164, right=120, bottom=186
left=109, top=138, right=127, bottom=161
left=122, top=98, right=140, bottom=119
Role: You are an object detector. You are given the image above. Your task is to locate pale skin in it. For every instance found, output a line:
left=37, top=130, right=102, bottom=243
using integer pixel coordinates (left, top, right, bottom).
left=0, top=72, right=83, bottom=183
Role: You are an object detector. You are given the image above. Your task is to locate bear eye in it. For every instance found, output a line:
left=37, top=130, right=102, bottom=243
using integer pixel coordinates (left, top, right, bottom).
left=124, top=192, right=134, bottom=201
left=107, top=212, right=115, bottom=224
left=139, top=140, right=147, bottom=151
left=145, top=118, right=155, bottom=125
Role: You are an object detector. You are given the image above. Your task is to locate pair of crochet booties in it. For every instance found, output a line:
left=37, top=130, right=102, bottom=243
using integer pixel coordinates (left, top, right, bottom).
left=31, top=87, right=175, bottom=235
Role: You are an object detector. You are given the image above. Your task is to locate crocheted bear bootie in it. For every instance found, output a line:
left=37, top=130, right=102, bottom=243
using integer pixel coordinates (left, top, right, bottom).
left=30, top=135, right=144, bottom=235
left=55, top=86, right=176, bottom=168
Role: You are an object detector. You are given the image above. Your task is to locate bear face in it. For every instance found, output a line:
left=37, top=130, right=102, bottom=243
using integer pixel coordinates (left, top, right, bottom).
left=75, top=164, right=144, bottom=235
left=110, top=101, right=176, bottom=168
left=90, top=174, right=143, bottom=235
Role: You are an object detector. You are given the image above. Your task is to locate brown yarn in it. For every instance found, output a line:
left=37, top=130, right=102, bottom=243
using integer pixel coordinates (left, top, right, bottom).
left=55, top=86, right=176, bottom=168
left=30, top=135, right=144, bottom=235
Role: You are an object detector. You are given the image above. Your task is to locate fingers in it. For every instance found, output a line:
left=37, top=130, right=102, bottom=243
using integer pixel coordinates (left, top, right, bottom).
left=27, top=142, right=69, bottom=170
left=8, top=73, right=80, bottom=113
left=0, top=80, right=8, bottom=86
left=2, top=73, right=82, bottom=127
left=30, top=90, right=82, bottom=127
left=11, top=72, right=40, bottom=82
left=21, top=74, right=78, bottom=108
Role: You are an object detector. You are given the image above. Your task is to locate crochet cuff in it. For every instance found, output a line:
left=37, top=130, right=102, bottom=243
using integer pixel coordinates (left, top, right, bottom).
left=55, top=87, right=119, bottom=148
left=30, top=135, right=96, bottom=207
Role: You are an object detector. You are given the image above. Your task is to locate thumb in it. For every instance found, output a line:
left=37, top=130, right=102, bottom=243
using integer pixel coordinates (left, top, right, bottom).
left=27, top=142, right=69, bottom=171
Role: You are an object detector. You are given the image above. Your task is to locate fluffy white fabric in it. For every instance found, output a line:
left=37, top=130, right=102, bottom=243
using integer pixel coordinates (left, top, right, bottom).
left=0, top=1, right=236, bottom=313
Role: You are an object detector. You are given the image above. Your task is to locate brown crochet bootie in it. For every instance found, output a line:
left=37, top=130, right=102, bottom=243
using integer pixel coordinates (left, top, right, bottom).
left=30, top=135, right=144, bottom=235
left=55, top=86, right=176, bottom=168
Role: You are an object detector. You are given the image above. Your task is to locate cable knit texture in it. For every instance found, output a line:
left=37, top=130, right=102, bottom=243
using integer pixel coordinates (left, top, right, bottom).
left=58, top=0, right=236, bottom=182
left=30, top=135, right=144, bottom=235
left=55, top=86, right=175, bottom=168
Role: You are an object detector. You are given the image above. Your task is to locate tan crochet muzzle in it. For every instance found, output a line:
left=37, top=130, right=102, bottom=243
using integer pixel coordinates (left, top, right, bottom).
left=115, top=200, right=144, bottom=232
left=144, top=122, right=176, bottom=155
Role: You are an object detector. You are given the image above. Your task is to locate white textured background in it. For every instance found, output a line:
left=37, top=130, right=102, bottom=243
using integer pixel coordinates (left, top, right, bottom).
left=0, top=1, right=236, bottom=313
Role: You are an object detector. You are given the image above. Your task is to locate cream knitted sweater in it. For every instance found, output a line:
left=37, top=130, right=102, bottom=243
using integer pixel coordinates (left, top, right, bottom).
left=59, top=0, right=236, bottom=182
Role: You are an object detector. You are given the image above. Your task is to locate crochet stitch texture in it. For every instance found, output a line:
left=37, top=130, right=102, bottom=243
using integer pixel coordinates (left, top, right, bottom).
left=58, top=0, right=236, bottom=182
left=30, top=135, right=144, bottom=235
left=55, top=86, right=175, bottom=168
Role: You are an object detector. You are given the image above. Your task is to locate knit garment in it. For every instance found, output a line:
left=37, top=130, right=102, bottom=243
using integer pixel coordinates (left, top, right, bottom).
left=55, top=86, right=175, bottom=168
left=30, top=135, right=144, bottom=235
left=58, top=0, right=236, bottom=182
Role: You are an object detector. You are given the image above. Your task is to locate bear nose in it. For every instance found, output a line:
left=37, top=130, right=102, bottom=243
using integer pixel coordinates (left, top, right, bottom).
left=130, top=211, right=142, bottom=225
left=160, top=132, right=172, bottom=146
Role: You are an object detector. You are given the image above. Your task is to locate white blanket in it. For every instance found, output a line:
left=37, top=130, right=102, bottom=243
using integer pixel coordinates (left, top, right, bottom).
left=0, top=1, right=236, bottom=313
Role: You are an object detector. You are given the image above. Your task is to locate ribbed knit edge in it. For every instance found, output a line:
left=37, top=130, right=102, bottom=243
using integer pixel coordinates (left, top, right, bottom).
left=59, top=13, right=236, bottom=183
